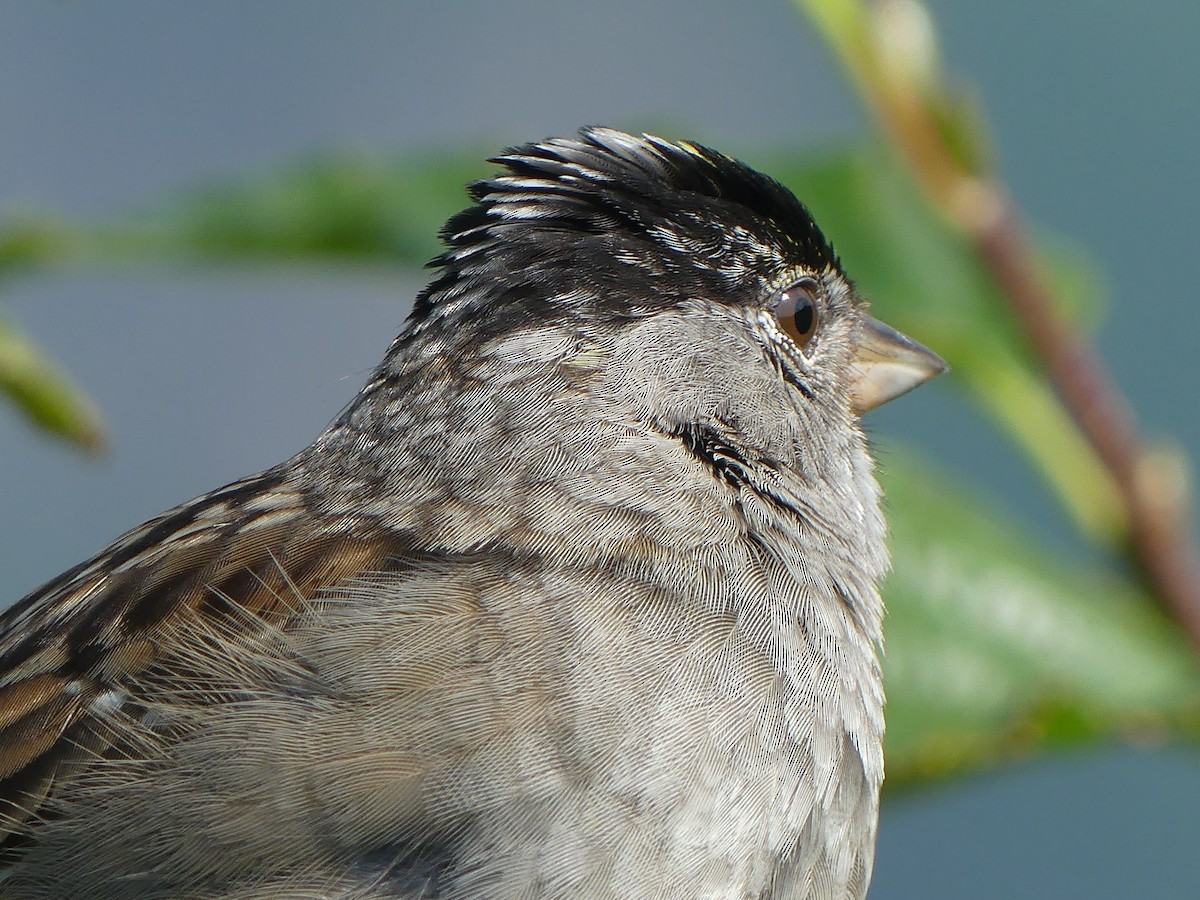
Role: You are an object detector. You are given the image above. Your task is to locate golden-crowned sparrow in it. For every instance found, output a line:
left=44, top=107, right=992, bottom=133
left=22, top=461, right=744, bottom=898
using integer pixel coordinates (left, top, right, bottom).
left=0, top=128, right=945, bottom=899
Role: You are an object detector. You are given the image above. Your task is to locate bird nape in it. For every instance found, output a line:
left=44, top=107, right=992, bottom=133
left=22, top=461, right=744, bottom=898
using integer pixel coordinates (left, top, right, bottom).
left=0, top=127, right=944, bottom=899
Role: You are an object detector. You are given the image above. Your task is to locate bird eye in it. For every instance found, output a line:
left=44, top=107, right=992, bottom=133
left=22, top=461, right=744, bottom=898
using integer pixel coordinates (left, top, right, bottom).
left=774, top=280, right=820, bottom=349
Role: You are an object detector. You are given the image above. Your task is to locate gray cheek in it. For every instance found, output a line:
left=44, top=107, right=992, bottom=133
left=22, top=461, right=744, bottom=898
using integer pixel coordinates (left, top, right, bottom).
left=601, top=312, right=784, bottom=427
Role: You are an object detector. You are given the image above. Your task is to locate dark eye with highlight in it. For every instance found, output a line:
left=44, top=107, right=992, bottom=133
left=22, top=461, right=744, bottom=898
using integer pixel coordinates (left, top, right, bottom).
left=774, top=280, right=820, bottom=349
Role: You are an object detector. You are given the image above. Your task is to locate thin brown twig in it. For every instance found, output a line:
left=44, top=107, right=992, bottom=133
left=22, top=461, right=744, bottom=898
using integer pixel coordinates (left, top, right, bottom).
left=973, top=199, right=1200, bottom=647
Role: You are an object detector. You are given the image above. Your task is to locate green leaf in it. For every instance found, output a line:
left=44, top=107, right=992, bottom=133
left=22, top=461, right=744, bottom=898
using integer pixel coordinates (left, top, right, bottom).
left=0, top=153, right=491, bottom=275
left=0, top=318, right=105, bottom=452
left=880, top=450, right=1200, bottom=789
left=125, top=152, right=489, bottom=265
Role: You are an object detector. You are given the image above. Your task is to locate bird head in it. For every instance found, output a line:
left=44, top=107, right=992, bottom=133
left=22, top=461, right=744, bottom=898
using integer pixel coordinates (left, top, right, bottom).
left=356, top=128, right=945, bottom=491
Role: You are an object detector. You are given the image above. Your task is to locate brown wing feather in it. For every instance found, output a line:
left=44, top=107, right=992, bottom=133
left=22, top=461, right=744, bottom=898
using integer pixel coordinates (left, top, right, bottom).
left=0, top=468, right=403, bottom=856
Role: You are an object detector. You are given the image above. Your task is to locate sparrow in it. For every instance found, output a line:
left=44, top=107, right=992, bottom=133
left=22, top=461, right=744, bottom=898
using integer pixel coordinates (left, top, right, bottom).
left=0, top=128, right=945, bottom=899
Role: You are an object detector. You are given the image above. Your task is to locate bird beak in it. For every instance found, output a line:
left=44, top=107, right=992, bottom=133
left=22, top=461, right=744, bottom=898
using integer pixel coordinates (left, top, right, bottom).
left=849, top=316, right=948, bottom=414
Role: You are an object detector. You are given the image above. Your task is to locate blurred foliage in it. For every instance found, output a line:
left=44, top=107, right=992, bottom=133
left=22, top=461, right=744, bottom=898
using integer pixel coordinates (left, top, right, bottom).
left=881, top=456, right=1198, bottom=789
left=0, top=317, right=104, bottom=452
left=2, top=140, right=1198, bottom=788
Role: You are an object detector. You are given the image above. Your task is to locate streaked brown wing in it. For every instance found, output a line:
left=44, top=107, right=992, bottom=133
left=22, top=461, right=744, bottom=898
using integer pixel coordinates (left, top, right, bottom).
left=0, top=467, right=400, bottom=857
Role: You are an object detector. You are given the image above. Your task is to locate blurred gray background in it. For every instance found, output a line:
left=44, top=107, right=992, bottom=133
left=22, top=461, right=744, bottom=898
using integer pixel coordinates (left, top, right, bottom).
left=2, top=2, right=1198, bottom=896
